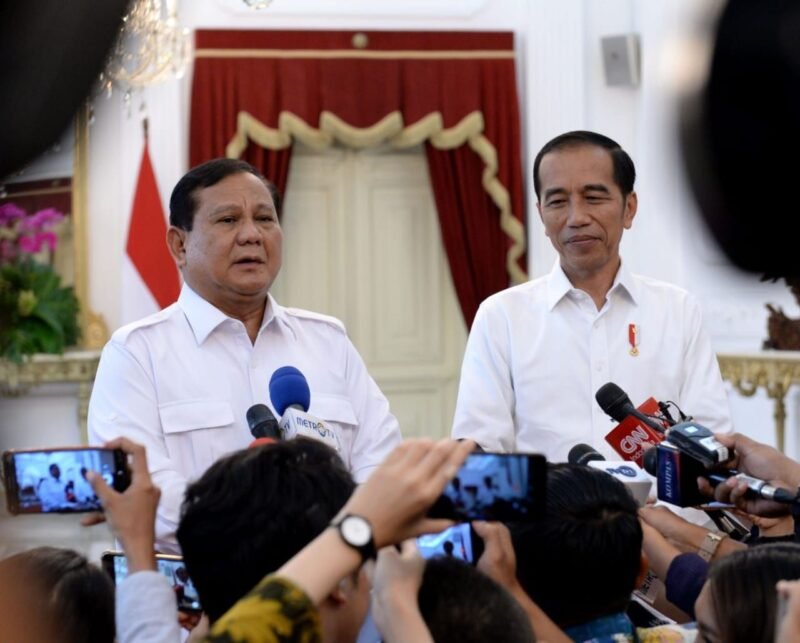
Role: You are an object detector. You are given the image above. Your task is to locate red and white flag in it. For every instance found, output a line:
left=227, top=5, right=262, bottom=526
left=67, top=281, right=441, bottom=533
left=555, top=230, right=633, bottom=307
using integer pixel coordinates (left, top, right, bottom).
left=121, top=127, right=180, bottom=325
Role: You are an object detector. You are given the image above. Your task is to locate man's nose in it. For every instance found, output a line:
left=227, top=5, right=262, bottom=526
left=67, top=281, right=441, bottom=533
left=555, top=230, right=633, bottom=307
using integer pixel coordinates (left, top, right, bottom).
left=237, top=216, right=261, bottom=242
left=566, top=201, right=591, bottom=226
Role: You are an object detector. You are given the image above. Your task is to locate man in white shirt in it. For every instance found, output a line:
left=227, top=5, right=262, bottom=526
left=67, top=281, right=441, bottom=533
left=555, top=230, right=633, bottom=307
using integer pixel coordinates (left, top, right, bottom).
left=37, top=463, right=67, bottom=511
left=452, top=130, right=731, bottom=461
left=89, top=158, right=401, bottom=551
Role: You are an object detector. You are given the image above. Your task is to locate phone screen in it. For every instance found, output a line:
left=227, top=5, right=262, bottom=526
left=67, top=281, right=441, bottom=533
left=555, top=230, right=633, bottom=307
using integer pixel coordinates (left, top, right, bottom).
left=103, top=552, right=202, bottom=612
left=417, top=523, right=482, bottom=564
left=426, top=452, right=546, bottom=522
left=2, top=447, right=129, bottom=514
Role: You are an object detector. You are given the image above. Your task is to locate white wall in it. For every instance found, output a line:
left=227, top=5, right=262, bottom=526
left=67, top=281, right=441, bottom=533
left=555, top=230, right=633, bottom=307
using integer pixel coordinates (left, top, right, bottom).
left=83, top=0, right=800, bottom=456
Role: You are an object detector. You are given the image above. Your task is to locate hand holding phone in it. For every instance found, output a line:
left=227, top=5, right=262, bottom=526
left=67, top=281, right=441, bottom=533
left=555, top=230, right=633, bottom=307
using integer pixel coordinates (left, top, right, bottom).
left=2, top=446, right=130, bottom=515
left=84, top=438, right=161, bottom=574
left=426, top=452, right=547, bottom=523
left=102, top=550, right=202, bottom=613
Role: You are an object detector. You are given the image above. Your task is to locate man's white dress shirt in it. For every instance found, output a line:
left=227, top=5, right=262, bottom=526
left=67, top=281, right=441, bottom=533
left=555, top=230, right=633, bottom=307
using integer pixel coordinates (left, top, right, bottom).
left=89, top=285, right=401, bottom=551
left=452, top=261, right=732, bottom=462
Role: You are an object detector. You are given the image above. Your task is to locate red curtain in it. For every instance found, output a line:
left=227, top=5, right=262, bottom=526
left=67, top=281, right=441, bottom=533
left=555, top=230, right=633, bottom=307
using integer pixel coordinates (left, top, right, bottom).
left=190, top=29, right=527, bottom=327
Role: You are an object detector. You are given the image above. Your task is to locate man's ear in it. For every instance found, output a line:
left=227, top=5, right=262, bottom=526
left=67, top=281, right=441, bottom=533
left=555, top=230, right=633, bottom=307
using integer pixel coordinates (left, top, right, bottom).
left=167, top=226, right=187, bottom=267
left=623, top=191, right=638, bottom=230
left=536, top=201, right=551, bottom=238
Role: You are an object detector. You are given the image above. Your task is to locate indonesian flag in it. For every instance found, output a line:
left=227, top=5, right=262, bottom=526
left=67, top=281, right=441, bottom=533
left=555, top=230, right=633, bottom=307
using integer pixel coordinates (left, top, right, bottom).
left=121, top=132, right=181, bottom=325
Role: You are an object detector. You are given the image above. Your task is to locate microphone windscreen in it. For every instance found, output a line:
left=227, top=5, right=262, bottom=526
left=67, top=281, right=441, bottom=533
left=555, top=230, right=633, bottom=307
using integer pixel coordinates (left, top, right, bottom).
left=595, top=382, right=635, bottom=421
left=269, top=366, right=311, bottom=415
left=642, top=447, right=658, bottom=476
left=568, top=443, right=605, bottom=466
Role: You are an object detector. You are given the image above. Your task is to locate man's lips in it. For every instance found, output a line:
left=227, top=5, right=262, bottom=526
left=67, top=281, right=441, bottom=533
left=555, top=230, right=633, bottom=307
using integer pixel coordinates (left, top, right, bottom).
left=566, top=235, right=599, bottom=245
left=233, top=257, right=266, bottom=266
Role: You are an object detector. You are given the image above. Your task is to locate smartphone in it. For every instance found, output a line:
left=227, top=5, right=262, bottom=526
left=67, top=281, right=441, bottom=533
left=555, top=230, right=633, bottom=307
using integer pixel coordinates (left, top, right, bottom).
left=1, top=446, right=131, bottom=515
left=416, top=523, right=484, bottom=564
left=426, top=452, right=547, bottom=522
left=101, top=550, right=202, bottom=613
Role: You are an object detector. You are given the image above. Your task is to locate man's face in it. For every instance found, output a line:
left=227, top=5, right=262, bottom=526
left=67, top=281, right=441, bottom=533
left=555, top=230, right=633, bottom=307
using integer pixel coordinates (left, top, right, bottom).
left=170, top=172, right=283, bottom=313
left=536, top=144, right=637, bottom=282
left=49, top=464, right=60, bottom=479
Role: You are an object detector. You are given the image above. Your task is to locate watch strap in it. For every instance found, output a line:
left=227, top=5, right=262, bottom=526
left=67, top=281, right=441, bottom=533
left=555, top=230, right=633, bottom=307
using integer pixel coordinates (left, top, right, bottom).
left=331, top=514, right=377, bottom=562
left=698, top=530, right=727, bottom=562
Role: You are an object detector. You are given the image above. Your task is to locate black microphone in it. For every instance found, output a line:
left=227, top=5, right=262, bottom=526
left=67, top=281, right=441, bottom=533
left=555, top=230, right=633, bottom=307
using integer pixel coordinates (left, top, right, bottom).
left=595, top=382, right=667, bottom=435
left=567, top=443, right=605, bottom=466
left=246, top=404, right=282, bottom=447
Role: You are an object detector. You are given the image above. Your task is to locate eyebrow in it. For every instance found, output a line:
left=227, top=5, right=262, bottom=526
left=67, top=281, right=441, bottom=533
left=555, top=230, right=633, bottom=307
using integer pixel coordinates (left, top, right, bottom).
left=583, top=184, right=611, bottom=194
left=207, top=203, right=275, bottom=217
left=542, top=187, right=567, bottom=201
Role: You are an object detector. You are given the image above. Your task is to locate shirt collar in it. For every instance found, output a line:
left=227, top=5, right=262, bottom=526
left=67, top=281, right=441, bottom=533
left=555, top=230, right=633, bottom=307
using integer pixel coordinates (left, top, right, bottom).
left=545, top=259, right=640, bottom=310
left=178, top=284, right=285, bottom=345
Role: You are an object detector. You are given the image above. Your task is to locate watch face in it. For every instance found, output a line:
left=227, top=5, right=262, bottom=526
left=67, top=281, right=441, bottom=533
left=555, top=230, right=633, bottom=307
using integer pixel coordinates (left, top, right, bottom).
left=341, top=516, right=372, bottom=547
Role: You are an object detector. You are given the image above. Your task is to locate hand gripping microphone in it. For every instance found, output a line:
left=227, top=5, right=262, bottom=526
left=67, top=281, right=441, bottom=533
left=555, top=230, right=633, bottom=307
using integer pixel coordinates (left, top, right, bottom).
left=269, top=365, right=341, bottom=452
left=643, top=444, right=799, bottom=506
left=246, top=404, right=282, bottom=448
left=596, top=383, right=669, bottom=467
left=567, top=443, right=652, bottom=507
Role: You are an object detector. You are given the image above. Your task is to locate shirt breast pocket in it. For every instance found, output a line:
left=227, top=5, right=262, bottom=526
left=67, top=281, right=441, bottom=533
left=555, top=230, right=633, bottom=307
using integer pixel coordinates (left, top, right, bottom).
left=308, top=394, right=358, bottom=464
left=159, top=399, right=236, bottom=470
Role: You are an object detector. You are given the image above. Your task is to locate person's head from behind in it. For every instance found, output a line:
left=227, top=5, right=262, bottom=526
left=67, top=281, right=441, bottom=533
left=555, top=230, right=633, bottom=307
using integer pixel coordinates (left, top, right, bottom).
left=0, top=546, right=115, bottom=643
left=177, top=438, right=363, bottom=639
left=695, top=542, right=800, bottom=643
left=533, top=130, right=637, bottom=284
left=512, top=463, right=644, bottom=628
left=167, top=157, right=283, bottom=315
left=417, top=556, right=534, bottom=643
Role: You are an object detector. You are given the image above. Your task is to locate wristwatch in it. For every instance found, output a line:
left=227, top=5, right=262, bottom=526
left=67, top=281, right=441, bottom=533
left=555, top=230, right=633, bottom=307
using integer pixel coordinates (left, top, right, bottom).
left=331, top=514, right=376, bottom=562
left=698, top=531, right=727, bottom=562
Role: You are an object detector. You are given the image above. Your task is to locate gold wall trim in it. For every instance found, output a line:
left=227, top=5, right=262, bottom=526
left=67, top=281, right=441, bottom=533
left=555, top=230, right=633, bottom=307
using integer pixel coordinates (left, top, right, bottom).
left=717, top=350, right=800, bottom=453
left=4, top=186, right=72, bottom=198
left=226, top=109, right=527, bottom=284
left=0, top=350, right=102, bottom=443
left=73, top=107, right=109, bottom=349
left=196, top=48, right=515, bottom=60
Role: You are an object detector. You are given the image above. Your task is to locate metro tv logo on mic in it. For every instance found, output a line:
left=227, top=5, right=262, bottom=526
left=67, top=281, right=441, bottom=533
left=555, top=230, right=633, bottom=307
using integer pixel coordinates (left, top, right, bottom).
left=604, top=398, right=666, bottom=467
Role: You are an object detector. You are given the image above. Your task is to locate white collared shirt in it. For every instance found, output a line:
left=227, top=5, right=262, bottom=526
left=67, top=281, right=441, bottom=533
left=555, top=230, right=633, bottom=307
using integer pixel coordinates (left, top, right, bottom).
left=89, top=285, right=401, bottom=551
left=452, top=261, right=732, bottom=462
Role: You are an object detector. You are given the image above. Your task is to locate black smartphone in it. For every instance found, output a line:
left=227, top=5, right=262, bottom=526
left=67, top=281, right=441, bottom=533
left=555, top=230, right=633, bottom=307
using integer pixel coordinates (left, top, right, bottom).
left=416, top=523, right=484, bottom=564
left=426, top=452, right=547, bottom=522
left=101, top=550, right=202, bottom=613
left=1, top=446, right=131, bottom=515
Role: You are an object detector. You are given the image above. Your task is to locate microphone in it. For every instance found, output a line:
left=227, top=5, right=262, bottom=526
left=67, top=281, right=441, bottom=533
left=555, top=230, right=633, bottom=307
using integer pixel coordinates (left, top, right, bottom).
left=643, top=444, right=799, bottom=505
left=268, top=366, right=341, bottom=452
left=246, top=404, right=282, bottom=448
left=597, top=384, right=669, bottom=467
left=568, top=443, right=652, bottom=507
left=596, top=383, right=669, bottom=434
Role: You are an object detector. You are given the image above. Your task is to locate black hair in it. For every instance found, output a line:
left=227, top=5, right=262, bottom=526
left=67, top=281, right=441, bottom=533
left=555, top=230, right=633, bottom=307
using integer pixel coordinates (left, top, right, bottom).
left=512, top=463, right=642, bottom=628
left=418, top=556, right=534, bottom=642
left=4, top=547, right=115, bottom=643
left=169, top=157, right=282, bottom=230
left=707, top=542, right=800, bottom=643
left=176, top=438, right=355, bottom=623
left=532, top=130, right=636, bottom=200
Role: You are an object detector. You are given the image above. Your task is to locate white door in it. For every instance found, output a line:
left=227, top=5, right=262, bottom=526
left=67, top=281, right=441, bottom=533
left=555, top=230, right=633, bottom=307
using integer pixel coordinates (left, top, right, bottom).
left=270, top=143, right=467, bottom=439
